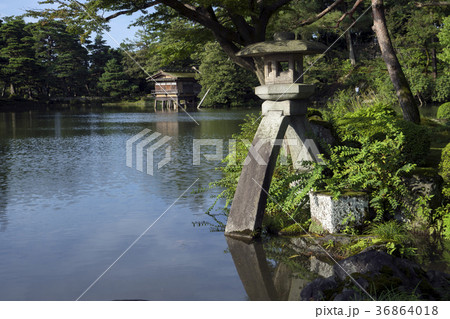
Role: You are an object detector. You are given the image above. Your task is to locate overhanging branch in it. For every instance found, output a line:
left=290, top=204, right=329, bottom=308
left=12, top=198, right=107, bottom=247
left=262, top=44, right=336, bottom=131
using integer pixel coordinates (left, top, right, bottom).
left=298, top=0, right=344, bottom=27
left=156, top=0, right=242, bottom=44
left=104, top=2, right=157, bottom=21
left=337, top=0, right=364, bottom=27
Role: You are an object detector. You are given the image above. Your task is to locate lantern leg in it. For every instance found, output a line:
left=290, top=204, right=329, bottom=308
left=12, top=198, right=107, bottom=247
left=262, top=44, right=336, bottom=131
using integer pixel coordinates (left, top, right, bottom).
left=225, top=111, right=289, bottom=238
left=284, top=115, right=323, bottom=172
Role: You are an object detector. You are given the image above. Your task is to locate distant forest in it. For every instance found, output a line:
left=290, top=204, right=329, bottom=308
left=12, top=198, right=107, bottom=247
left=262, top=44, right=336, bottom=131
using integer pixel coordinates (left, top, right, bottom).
left=0, top=17, right=147, bottom=100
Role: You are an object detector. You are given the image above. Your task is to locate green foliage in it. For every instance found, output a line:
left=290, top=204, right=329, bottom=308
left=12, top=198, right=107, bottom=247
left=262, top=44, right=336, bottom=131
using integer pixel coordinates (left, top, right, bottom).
left=0, top=17, right=144, bottom=99
left=440, top=142, right=450, bottom=199
left=87, top=35, right=122, bottom=95
left=375, top=287, right=421, bottom=301
left=322, top=135, right=415, bottom=221
left=367, top=221, right=416, bottom=257
left=334, top=103, right=430, bottom=165
left=0, top=17, right=42, bottom=98
left=321, top=103, right=433, bottom=220
left=340, top=214, right=359, bottom=235
left=368, top=220, right=408, bottom=243
left=433, top=74, right=450, bottom=103
left=196, top=42, right=258, bottom=108
left=437, top=102, right=450, bottom=120
left=264, top=161, right=322, bottom=233
left=148, top=18, right=211, bottom=67
left=415, top=195, right=447, bottom=236
left=438, top=16, right=450, bottom=65
left=443, top=211, right=450, bottom=239
left=98, top=58, right=132, bottom=98
left=341, top=237, right=374, bottom=256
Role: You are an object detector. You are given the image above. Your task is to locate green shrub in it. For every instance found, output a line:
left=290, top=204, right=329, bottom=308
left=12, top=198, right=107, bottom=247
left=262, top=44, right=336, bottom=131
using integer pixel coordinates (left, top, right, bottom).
left=335, top=103, right=430, bottom=165
left=321, top=126, right=416, bottom=221
left=395, top=120, right=431, bottom=165
left=433, top=74, right=450, bottom=103
left=437, top=102, right=450, bottom=120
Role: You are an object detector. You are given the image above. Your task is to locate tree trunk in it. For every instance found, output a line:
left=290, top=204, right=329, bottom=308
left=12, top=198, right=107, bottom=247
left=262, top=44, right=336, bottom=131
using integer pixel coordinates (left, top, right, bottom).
left=372, top=0, right=421, bottom=124
left=9, top=83, right=15, bottom=96
left=346, top=30, right=357, bottom=66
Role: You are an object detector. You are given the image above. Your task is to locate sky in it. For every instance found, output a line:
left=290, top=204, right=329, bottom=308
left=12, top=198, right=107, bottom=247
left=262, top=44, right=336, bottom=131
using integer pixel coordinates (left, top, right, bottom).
left=0, top=0, right=142, bottom=47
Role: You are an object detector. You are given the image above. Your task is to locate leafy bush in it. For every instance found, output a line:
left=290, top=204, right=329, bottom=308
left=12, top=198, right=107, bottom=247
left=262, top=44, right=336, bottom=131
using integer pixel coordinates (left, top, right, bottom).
left=437, top=102, right=450, bottom=120
left=415, top=195, right=447, bottom=236
left=334, top=103, right=430, bottom=165
left=432, top=74, right=450, bottom=103
left=321, top=126, right=415, bottom=221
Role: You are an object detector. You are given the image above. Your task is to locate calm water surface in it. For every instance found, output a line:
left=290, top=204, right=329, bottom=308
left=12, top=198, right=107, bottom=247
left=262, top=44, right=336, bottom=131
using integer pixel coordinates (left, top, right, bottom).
left=0, top=107, right=263, bottom=301
left=1, top=106, right=447, bottom=301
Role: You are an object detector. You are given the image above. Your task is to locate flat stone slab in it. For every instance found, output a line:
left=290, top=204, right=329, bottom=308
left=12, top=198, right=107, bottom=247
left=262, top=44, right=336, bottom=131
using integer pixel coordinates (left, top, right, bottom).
left=309, top=191, right=368, bottom=234
left=255, top=84, right=315, bottom=100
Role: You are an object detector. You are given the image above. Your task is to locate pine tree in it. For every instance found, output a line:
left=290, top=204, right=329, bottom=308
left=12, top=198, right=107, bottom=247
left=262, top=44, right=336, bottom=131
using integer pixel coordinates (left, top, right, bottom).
left=86, top=35, right=120, bottom=95
left=0, top=17, right=41, bottom=97
left=31, top=20, right=89, bottom=97
left=98, top=58, right=130, bottom=98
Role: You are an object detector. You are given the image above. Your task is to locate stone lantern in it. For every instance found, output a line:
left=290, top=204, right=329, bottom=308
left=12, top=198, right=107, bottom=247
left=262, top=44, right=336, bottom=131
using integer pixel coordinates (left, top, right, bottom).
left=225, top=32, right=328, bottom=238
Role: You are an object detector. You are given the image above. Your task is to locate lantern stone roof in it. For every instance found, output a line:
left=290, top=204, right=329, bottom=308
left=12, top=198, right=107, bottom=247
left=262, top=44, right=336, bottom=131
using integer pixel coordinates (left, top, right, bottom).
left=236, top=40, right=327, bottom=57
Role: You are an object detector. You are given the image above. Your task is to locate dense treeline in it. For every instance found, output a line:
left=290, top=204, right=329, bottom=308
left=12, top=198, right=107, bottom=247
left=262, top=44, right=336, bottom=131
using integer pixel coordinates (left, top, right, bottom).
left=94, top=0, right=450, bottom=108
left=2, top=0, right=450, bottom=108
left=0, top=17, right=145, bottom=100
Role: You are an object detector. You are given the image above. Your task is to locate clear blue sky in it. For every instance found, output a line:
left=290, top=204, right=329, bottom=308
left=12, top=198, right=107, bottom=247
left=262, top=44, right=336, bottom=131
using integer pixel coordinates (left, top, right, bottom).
left=0, top=0, right=141, bottom=47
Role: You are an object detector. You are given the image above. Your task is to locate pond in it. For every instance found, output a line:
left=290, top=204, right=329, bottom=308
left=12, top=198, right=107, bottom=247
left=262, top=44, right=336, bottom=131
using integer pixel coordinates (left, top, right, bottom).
left=0, top=106, right=328, bottom=301
left=0, top=105, right=448, bottom=301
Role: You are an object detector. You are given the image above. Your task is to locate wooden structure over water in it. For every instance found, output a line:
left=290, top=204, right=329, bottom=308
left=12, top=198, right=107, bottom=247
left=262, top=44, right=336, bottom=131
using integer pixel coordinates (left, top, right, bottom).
left=147, top=68, right=201, bottom=110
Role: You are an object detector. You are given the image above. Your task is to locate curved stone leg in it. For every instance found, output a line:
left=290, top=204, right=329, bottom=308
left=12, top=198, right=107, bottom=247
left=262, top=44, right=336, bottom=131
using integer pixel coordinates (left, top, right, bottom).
left=225, top=111, right=289, bottom=237
left=285, top=115, right=323, bottom=171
